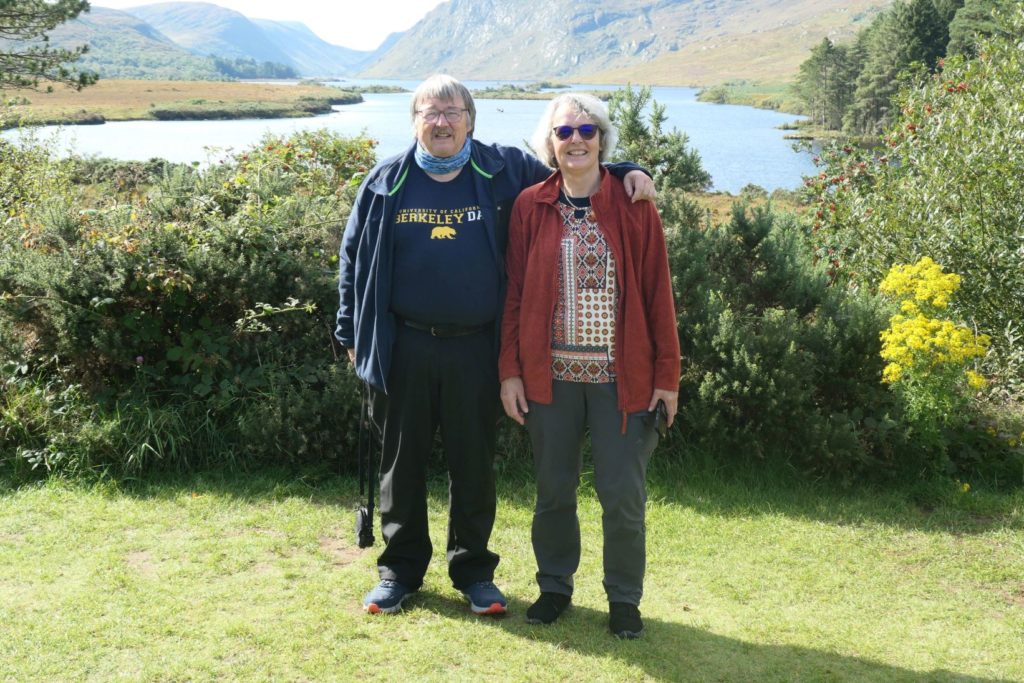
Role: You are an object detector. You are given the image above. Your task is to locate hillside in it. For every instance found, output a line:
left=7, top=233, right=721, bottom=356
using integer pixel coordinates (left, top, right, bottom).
left=250, top=20, right=377, bottom=77
left=360, top=0, right=895, bottom=85
left=124, top=2, right=379, bottom=77
left=124, top=2, right=294, bottom=65
left=37, top=0, right=898, bottom=85
left=45, top=7, right=224, bottom=80
left=589, top=0, right=893, bottom=85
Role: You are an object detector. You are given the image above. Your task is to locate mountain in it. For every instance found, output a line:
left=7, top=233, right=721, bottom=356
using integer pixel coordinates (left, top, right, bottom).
left=44, top=6, right=224, bottom=80
left=124, top=2, right=379, bottom=77
left=125, top=2, right=295, bottom=65
left=359, top=0, right=895, bottom=84
left=40, top=0, right=896, bottom=85
left=250, top=20, right=379, bottom=77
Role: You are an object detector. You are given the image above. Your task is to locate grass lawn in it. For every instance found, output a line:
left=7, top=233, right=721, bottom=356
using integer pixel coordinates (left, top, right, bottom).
left=1, top=460, right=1021, bottom=682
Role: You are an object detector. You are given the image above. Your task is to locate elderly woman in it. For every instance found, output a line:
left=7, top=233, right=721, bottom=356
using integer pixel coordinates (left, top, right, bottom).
left=499, top=93, right=680, bottom=638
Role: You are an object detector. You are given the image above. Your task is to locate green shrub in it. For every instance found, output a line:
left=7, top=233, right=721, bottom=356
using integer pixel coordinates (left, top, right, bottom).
left=67, top=156, right=193, bottom=193
left=1, top=135, right=74, bottom=219
left=667, top=203, right=911, bottom=480
left=609, top=84, right=712, bottom=194
left=805, top=12, right=1024, bottom=395
left=0, top=130, right=376, bottom=478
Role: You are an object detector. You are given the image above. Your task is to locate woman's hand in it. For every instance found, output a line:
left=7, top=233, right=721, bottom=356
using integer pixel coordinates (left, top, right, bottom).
left=648, top=388, right=678, bottom=428
left=624, top=170, right=657, bottom=203
left=500, top=377, right=529, bottom=425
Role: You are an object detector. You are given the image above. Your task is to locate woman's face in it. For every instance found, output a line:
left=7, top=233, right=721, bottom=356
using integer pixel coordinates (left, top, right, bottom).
left=550, top=103, right=601, bottom=175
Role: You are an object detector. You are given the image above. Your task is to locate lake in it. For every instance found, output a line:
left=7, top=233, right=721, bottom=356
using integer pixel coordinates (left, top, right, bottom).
left=3, top=80, right=815, bottom=193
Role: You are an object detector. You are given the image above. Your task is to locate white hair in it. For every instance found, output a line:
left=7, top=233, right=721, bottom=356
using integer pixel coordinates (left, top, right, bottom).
left=528, top=93, right=618, bottom=168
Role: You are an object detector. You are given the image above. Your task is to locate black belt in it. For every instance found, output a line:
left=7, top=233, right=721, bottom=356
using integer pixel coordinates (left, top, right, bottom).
left=399, top=318, right=490, bottom=338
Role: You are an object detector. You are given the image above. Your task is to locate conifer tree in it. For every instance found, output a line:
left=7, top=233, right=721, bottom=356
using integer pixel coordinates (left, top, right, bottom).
left=932, top=0, right=966, bottom=24
left=794, top=38, right=857, bottom=130
left=609, top=85, right=711, bottom=194
left=947, top=0, right=1017, bottom=55
left=844, top=0, right=948, bottom=135
left=0, top=0, right=95, bottom=90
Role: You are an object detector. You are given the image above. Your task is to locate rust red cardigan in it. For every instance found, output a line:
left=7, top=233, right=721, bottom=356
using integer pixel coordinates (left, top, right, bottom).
left=499, top=168, right=681, bottom=417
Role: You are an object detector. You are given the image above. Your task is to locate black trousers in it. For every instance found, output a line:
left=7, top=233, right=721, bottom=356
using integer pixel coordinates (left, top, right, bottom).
left=369, top=323, right=500, bottom=591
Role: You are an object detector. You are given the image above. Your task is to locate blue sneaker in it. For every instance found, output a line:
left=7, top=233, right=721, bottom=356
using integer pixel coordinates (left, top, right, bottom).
left=363, top=580, right=415, bottom=614
left=461, top=581, right=507, bottom=615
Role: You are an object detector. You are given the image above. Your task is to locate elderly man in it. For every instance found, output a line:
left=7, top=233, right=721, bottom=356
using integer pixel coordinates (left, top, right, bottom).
left=336, top=74, right=654, bottom=616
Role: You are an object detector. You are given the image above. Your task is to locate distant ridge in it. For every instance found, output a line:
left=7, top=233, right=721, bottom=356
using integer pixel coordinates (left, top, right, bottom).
left=38, top=0, right=896, bottom=85
left=360, top=0, right=895, bottom=85
left=45, top=6, right=224, bottom=80
left=122, top=1, right=382, bottom=77
left=250, top=19, right=379, bottom=77
left=125, top=2, right=295, bottom=65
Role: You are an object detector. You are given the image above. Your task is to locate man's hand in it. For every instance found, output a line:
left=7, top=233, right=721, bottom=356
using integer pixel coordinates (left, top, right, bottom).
left=346, top=347, right=356, bottom=365
left=624, top=170, right=657, bottom=203
left=648, top=388, right=678, bottom=428
left=500, top=377, right=529, bottom=425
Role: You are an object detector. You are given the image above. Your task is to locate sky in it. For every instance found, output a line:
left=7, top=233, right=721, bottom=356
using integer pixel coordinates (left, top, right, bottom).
left=90, top=0, right=447, bottom=51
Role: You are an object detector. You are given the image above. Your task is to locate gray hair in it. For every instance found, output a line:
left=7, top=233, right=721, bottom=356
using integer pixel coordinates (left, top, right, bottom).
left=529, top=93, right=618, bottom=168
left=410, top=74, right=476, bottom=135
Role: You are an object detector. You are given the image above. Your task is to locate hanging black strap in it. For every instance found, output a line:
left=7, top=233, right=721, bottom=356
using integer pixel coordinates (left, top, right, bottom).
left=364, top=382, right=376, bottom=516
left=355, top=381, right=376, bottom=547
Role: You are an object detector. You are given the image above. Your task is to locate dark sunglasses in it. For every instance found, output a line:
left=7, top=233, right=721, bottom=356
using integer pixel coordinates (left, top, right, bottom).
left=552, top=124, right=599, bottom=141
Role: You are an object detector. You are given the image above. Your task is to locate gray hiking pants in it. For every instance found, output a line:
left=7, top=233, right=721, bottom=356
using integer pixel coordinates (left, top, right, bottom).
left=526, top=381, right=658, bottom=605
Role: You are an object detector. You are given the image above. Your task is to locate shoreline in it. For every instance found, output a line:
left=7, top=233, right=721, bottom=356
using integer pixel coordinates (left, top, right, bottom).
left=3, top=78, right=835, bottom=138
left=0, top=79, right=363, bottom=131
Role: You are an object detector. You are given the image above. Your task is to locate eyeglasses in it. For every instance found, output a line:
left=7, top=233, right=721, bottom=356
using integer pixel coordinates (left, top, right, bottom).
left=552, top=124, right=599, bottom=141
left=416, top=108, right=469, bottom=124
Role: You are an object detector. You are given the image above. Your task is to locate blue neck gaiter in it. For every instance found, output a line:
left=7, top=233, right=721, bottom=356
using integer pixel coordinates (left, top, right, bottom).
left=414, top=138, right=472, bottom=175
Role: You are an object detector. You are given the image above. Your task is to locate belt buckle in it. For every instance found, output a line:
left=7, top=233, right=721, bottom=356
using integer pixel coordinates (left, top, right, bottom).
left=429, top=325, right=442, bottom=337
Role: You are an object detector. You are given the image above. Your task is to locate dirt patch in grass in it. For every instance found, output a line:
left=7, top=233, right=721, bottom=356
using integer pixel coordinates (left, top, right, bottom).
left=0, top=532, right=26, bottom=546
left=319, top=536, right=362, bottom=566
left=1000, top=586, right=1024, bottom=608
left=126, top=550, right=159, bottom=578
left=227, top=526, right=287, bottom=540
left=251, top=561, right=277, bottom=575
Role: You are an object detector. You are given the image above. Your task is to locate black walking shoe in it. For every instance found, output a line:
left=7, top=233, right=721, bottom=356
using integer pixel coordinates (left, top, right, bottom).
left=525, top=592, right=571, bottom=625
left=609, top=602, right=644, bottom=639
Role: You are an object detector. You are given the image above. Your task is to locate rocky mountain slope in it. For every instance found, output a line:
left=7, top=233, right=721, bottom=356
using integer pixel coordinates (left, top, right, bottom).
left=40, top=0, right=897, bottom=84
left=360, top=0, right=894, bottom=84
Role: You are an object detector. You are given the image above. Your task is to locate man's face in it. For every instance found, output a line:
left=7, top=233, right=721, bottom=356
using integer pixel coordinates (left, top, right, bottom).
left=413, top=95, right=470, bottom=158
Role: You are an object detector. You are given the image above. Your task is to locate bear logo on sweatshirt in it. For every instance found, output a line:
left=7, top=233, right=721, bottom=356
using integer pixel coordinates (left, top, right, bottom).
left=431, top=227, right=457, bottom=239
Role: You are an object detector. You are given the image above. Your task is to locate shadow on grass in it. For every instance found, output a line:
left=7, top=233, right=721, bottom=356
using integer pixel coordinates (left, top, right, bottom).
left=640, top=457, right=1024, bottom=536
left=410, top=591, right=1008, bottom=682
left=11, top=457, right=1018, bottom=537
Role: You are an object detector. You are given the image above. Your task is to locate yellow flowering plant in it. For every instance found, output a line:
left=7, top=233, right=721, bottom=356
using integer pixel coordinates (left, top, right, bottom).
left=878, top=257, right=990, bottom=446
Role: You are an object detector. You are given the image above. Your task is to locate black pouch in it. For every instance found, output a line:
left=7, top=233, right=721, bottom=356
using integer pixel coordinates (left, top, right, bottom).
left=648, top=399, right=668, bottom=439
left=356, top=505, right=375, bottom=548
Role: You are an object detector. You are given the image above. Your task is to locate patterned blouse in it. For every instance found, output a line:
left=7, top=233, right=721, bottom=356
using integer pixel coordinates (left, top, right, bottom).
left=550, top=197, right=618, bottom=383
